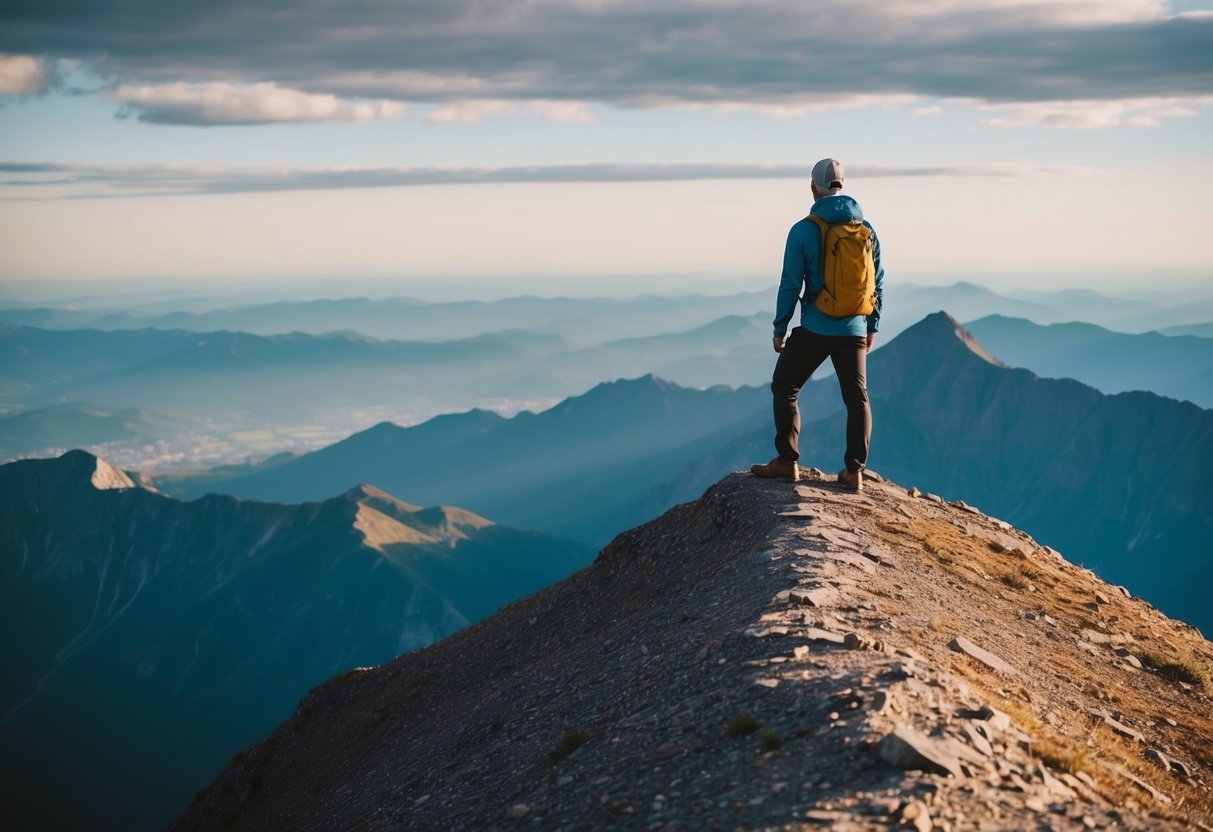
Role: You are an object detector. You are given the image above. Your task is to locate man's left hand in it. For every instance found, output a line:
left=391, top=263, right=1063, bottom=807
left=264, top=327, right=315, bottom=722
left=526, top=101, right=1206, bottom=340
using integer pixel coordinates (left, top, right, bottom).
left=773, top=336, right=785, bottom=353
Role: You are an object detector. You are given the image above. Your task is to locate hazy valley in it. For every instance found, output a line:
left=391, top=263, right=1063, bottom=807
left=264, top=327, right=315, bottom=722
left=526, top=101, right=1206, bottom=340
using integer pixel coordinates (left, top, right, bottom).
left=4, top=282, right=1211, bottom=470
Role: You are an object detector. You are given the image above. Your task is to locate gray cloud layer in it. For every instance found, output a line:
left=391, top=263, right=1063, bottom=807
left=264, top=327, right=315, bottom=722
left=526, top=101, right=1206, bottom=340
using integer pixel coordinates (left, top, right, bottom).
left=0, top=160, right=1103, bottom=198
left=2, top=1, right=1211, bottom=120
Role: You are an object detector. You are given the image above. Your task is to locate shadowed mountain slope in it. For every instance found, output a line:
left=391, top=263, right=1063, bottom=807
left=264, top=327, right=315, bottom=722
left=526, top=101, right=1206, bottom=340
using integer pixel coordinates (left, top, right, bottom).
left=200, top=375, right=801, bottom=545
left=176, top=471, right=1213, bottom=831
left=965, top=315, right=1213, bottom=408
left=0, top=451, right=591, bottom=832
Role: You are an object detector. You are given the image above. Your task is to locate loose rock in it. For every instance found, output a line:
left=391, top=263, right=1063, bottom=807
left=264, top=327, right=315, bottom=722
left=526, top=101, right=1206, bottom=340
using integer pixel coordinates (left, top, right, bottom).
left=1088, top=709, right=1144, bottom=743
left=900, top=799, right=933, bottom=832
left=1145, top=748, right=1170, bottom=770
left=877, top=726, right=963, bottom=778
left=789, top=587, right=840, bottom=608
left=949, top=635, right=1019, bottom=676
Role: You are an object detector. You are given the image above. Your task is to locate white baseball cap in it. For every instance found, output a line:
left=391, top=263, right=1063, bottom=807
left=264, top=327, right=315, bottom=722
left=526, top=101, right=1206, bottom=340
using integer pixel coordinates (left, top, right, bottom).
left=812, top=158, right=845, bottom=193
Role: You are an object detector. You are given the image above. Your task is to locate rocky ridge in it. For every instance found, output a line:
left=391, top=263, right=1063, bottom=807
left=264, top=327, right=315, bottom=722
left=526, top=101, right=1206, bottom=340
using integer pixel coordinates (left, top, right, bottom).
left=177, top=470, right=1213, bottom=831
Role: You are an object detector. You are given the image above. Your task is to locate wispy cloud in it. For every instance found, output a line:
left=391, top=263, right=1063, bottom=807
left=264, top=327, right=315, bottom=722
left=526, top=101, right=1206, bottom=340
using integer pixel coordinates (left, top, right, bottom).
left=0, top=160, right=1106, bottom=199
left=975, top=96, right=1207, bottom=129
left=0, top=1, right=1210, bottom=126
left=105, top=81, right=407, bottom=125
left=422, top=98, right=596, bottom=124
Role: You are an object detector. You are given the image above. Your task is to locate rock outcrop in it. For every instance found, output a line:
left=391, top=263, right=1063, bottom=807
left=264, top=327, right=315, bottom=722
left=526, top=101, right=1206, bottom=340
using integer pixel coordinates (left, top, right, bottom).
left=176, top=469, right=1213, bottom=831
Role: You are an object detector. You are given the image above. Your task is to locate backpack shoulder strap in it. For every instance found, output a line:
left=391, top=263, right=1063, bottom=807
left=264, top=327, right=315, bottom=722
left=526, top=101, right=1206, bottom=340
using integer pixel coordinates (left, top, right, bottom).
left=806, top=214, right=830, bottom=289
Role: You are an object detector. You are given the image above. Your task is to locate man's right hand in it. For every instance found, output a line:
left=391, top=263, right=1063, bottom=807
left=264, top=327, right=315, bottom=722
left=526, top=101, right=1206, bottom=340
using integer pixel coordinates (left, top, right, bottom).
left=773, top=336, right=784, bottom=353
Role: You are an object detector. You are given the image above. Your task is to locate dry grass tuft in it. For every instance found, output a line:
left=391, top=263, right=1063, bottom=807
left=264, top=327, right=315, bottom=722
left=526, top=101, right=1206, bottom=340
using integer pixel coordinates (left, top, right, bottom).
left=1000, top=571, right=1029, bottom=591
left=1137, top=649, right=1209, bottom=690
left=1032, top=738, right=1093, bottom=775
left=922, top=534, right=946, bottom=555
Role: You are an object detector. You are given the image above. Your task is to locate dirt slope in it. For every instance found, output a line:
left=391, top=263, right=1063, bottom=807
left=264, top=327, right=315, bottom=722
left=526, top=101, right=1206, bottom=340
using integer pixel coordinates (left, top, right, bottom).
left=176, top=470, right=1213, bottom=831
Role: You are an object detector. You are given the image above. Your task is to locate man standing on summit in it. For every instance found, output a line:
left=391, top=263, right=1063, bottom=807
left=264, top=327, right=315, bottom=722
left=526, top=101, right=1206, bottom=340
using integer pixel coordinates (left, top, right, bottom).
left=751, top=158, right=884, bottom=491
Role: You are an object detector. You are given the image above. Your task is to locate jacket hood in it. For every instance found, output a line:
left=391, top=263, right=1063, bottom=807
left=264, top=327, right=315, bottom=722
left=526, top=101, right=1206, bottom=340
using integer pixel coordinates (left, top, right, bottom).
left=810, top=194, right=864, bottom=223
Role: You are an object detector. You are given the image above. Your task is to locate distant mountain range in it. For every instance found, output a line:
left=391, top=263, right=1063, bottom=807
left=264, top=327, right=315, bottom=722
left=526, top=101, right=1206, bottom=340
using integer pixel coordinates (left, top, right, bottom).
left=5, top=282, right=1212, bottom=341
left=0, top=324, right=569, bottom=412
left=1158, top=321, right=1213, bottom=338
left=0, top=451, right=591, bottom=831
left=171, top=376, right=811, bottom=546
left=190, top=313, right=1213, bottom=634
left=880, top=281, right=1213, bottom=337
left=9, top=305, right=1210, bottom=474
left=965, top=315, right=1213, bottom=408
left=0, top=292, right=771, bottom=343
left=0, top=402, right=205, bottom=461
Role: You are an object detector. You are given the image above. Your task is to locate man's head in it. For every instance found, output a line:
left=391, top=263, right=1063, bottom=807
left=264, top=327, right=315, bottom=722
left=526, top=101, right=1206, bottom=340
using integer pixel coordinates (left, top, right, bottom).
left=811, top=158, right=845, bottom=199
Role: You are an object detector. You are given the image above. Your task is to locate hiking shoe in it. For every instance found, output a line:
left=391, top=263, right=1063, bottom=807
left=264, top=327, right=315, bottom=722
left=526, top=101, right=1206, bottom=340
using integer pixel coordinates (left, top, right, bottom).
left=751, top=457, right=799, bottom=481
left=837, top=467, right=863, bottom=492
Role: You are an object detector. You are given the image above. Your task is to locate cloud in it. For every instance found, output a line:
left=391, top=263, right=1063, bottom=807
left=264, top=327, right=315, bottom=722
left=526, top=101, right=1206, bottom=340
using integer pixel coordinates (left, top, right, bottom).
left=422, top=98, right=596, bottom=124
left=104, top=81, right=407, bottom=125
left=424, top=99, right=514, bottom=125
left=975, top=96, right=1208, bottom=129
left=528, top=100, right=595, bottom=124
left=0, top=160, right=1106, bottom=199
left=1, top=1, right=1210, bottom=126
left=0, top=53, right=53, bottom=96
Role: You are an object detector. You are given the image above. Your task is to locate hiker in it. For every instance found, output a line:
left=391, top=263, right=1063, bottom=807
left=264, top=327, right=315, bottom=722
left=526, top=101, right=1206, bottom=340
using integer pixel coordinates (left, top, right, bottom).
left=751, top=158, right=884, bottom=491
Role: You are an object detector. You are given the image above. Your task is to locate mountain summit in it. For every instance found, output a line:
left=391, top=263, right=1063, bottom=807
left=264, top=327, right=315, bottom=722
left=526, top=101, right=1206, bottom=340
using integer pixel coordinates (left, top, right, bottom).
left=888, top=310, right=1006, bottom=367
left=177, top=470, right=1213, bottom=831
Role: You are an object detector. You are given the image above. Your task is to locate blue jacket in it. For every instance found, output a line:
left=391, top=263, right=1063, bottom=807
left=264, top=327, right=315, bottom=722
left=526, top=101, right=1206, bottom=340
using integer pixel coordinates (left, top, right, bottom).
left=773, top=194, right=884, bottom=338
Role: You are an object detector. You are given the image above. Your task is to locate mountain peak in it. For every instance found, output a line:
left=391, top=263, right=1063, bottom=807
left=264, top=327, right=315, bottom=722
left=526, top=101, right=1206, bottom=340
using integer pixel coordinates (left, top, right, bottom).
left=342, top=482, right=413, bottom=506
left=890, top=310, right=1005, bottom=366
left=576, top=373, right=676, bottom=401
left=51, top=449, right=137, bottom=491
left=343, top=482, right=494, bottom=551
left=179, top=470, right=1213, bottom=830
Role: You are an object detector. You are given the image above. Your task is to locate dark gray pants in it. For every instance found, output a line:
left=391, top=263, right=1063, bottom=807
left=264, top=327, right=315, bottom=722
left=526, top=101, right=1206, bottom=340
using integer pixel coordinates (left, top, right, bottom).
left=771, top=326, right=871, bottom=471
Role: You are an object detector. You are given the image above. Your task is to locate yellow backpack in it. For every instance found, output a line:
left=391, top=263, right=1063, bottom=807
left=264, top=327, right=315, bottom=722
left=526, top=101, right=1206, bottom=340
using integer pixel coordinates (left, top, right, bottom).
left=806, top=214, right=876, bottom=317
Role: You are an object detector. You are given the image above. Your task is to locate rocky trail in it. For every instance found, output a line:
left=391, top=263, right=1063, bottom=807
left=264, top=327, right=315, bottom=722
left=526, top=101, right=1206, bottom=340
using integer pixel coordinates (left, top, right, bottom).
left=177, top=470, right=1213, bottom=831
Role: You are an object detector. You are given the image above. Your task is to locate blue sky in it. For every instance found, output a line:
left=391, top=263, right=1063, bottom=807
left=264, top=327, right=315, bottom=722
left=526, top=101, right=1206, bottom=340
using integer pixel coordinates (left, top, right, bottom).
left=1, top=0, right=1211, bottom=292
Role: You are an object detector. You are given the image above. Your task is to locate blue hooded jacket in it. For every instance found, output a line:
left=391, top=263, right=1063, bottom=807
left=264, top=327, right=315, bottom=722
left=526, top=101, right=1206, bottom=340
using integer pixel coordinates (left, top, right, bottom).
left=773, top=194, right=884, bottom=338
